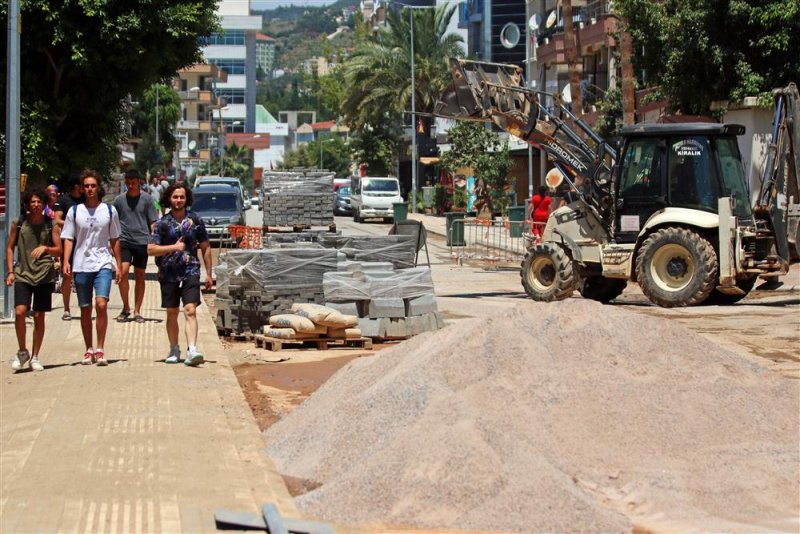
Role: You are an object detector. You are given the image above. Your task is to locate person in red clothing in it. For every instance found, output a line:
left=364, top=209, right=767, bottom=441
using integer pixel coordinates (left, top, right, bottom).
left=528, top=185, right=552, bottom=238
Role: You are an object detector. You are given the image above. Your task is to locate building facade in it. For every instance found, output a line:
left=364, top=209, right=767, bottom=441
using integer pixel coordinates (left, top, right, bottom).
left=173, top=64, right=227, bottom=180
left=255, top=32, right=276, bottom=78
left=202, top=0, right=261, bottom=133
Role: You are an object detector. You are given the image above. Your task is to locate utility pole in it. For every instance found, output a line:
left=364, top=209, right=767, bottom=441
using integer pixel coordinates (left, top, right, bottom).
left=410, top=8, right=417, bottom=214
left=3, top=0, right=21, bottom=318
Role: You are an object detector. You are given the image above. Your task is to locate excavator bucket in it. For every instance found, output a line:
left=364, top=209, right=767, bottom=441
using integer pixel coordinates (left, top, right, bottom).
left=434, top=58, right=539, bottom=139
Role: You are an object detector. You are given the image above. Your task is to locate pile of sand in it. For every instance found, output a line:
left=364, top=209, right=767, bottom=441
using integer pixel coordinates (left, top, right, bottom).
left=265, top=300, right=799, bottom=532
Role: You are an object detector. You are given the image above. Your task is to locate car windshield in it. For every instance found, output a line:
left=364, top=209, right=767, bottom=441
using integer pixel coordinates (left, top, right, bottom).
left=192, top=194, right=238, bottom=212
left=363, top=179, right=399, bottom=193
left=337, top=186, right=351, bottom=196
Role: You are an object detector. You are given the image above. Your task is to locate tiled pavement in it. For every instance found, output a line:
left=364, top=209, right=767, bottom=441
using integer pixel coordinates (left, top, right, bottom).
left=0, top=265, right=297, bottom=533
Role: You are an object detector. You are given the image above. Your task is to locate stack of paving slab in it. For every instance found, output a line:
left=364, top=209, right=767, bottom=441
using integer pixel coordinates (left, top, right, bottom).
left=263, top=229, right=339, bottom=249
left=323, top=262, right=443, bottom=340
left=262, top=169, right=334, bottom=227
left=214, top=248, right=339, bottom=334
left=318, top=234, right=417, bottom=269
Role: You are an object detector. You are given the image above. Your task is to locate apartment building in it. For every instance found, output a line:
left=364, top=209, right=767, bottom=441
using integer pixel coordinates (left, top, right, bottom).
left=173, top=64, right=227, bottom=179
left=202, top=0, right=261, bottom=133
left=255, top=32, right=276, bottom=78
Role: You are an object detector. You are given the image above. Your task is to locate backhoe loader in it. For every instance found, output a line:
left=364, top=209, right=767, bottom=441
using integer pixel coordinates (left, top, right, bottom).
left=433, top=59, right=799, bottom=307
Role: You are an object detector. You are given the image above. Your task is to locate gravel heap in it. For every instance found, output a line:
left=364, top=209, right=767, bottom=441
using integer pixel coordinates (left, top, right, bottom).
left=265, top=300, right=799, bottom=533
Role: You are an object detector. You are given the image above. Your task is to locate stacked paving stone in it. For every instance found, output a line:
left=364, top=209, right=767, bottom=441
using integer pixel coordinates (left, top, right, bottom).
left=323, top=263, right=443, bottom=339
left=318, top=235, right=417, bottom=269
left=215, top=248, right=339, bottom=334
left=263, top=229, right=339, bottom=249
left=262, top=170, right=334, bottom=227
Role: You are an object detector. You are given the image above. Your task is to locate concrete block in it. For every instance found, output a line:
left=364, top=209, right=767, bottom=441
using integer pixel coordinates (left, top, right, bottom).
left=433, top=311, right=445, bottom=329
left=369, top=298, right=406, bottom=319
left=358, top=317, right=386, bottom=338
left=324, top=301, right=359, bottom=316
left=385, top=318, right=408, bottom=338
left=405, top=293, right=438, bottom=316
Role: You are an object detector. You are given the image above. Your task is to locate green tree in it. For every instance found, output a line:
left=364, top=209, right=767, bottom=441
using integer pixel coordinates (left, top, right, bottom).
left=195, top=142, right=253, bottom=192
left=341, top=4, right=464, bottom=127
left=440, top=122, right=513, bottom=215
left=617, top=0, right=800, bottom=114
left=132, top=83, right=181, bottom=156
left=348, top=121, right=401, bottom=176
left=0, top=1, right=219, bottom=183
left=134, top=131, right=167, bottom=177
left=280, top=137, right=351, bottom=178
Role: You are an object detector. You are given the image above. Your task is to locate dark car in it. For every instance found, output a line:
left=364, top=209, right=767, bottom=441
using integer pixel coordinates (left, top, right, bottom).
left=191, top=184, right=245, bottom=243
left=333, top=185, right=352, bottom=215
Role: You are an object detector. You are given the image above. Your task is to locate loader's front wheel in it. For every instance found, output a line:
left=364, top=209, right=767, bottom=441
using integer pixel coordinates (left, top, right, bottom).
left=520, top=244, right=576, bottom=302
left=579, top=276, right=627, bottom=303
left=636, top=227, right=718, bottom=307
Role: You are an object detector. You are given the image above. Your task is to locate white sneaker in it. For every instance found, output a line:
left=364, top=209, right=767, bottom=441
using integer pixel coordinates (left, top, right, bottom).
left=184, top=349, right=204, bottom=367
left=30, top=357, right=44, bottom=372
left=12, top=349, right=30, bottom=371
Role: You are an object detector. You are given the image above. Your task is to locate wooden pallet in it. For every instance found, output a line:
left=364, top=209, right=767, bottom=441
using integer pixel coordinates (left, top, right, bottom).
left=220, top=331, right=256, bottom=342
left=253, top=334, right=372, bottom=352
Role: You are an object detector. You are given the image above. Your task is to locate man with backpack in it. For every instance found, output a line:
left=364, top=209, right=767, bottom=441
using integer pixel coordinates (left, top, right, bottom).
left=148, top=183, right=213, bottom=366
left=61, top=170, right=122, bottom=366
left=56, top=174, right=85, bottom=320
left=5, top=189, right=63, bottom=372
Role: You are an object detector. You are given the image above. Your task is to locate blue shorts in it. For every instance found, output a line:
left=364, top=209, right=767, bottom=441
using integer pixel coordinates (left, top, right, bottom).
left=74, top=269, right=114, bottom=308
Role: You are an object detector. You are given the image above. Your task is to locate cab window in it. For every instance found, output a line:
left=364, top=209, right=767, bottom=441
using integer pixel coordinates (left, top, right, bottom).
left=715, top=137, right=752, bottom=218
left=668, top=136, right=720, bottom=212
left=619, top=139, right=662, bottom=199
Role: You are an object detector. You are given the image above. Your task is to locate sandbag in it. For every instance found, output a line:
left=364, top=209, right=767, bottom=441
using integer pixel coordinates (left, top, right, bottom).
left=263, top=327, right=320, bottom=340
left=327, top=327, right=362, bottom=339
left=269, top=314, right=318, bottom=333
left=291, top=302, right=358, bottom=328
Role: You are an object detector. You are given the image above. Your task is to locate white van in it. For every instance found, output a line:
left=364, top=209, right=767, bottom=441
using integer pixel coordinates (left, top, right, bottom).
left=349, top=176, right=402, bottom=223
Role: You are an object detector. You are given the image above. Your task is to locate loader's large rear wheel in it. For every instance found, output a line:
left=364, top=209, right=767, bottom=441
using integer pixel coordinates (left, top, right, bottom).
left=704, top=276, right=758, bottom=305
left=520, top=243, right=576, bottom=301
left=636, top=227, right=718, bottom=307
left=579, top=276, right=627, bottom=303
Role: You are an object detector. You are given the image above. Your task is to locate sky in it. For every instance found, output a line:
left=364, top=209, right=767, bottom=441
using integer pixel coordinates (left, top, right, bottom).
left=251, top=0, right=336, bottom=9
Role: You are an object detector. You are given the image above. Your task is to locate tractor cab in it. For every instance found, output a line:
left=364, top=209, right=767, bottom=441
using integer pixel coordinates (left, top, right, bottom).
left=614, top=123, right=751, bottom=243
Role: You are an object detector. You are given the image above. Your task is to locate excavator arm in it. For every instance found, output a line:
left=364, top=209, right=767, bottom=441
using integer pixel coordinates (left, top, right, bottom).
left=433, top=58, right=618, bottom=232
left=754, top=83, right=800, bottom=263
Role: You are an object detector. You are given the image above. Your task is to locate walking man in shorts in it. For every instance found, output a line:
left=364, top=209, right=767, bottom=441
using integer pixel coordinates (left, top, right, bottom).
left=56, top=174, right=85, bottom=320
left=148, top=184, right=213, bottom=366
left=62, top=170, right=122, bottom=366
left=6, top=189, right=62, bottom=371
left=113, top=169, right=158, bottom=323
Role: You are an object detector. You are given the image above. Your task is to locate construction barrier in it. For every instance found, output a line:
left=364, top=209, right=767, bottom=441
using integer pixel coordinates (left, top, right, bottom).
left=448, top=217, right=545, bottom=268
left=226, top=225, right=263, bottom=250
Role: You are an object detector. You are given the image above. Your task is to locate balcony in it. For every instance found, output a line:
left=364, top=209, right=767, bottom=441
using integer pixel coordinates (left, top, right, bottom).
left=176, top=119, right=213, bottom=132
left=179, top=90, right=214, bottom=103
left=535, top=11, right=618, bottom=67
left=178, top=148, right=211, bottom=161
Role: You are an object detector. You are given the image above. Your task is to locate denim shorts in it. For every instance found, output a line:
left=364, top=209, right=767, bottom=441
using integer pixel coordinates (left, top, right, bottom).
left=74, top=269, right=114, bottom=308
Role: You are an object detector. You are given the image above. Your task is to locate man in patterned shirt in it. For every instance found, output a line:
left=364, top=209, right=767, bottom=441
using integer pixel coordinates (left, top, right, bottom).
left=148, top=184, right=213, bottom=366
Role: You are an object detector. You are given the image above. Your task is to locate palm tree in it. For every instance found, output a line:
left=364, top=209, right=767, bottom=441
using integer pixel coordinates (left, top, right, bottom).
left=342, top=4, right=465, bottom=128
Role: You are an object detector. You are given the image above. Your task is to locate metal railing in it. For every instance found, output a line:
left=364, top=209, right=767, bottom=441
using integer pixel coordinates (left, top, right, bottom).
left=448, top=218, right=545, bottom=269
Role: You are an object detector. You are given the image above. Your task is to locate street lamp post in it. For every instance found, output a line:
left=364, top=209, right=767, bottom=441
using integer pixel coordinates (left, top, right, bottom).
left=406, top=4, right=435, bottom=214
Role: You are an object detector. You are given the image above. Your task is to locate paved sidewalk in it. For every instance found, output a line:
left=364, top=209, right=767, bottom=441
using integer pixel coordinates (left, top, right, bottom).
left=0, top=267, right=297, bottom=532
